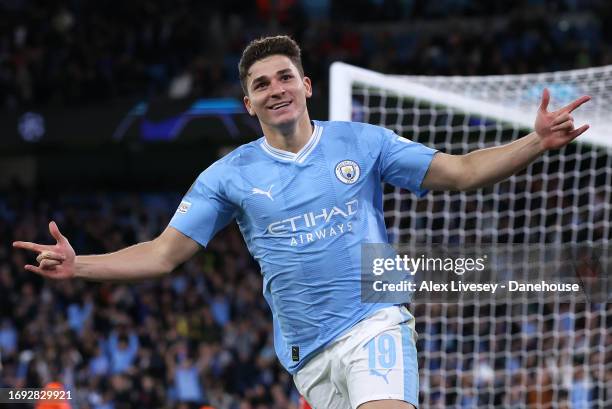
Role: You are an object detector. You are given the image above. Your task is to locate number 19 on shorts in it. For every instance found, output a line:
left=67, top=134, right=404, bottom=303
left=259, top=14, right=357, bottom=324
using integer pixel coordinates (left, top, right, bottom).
left=350, top=323, right=418, bottom=406
left=366, top=333, right=397, bottom=383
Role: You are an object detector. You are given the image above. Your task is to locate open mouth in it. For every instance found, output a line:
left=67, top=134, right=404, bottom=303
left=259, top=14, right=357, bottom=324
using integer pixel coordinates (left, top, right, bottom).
left=269, top=101, right=291, bottom=110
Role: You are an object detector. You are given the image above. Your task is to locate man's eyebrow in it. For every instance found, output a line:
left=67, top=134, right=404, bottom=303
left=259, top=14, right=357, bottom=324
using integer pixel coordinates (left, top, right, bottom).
left=249, top=69, right=294, bottom=87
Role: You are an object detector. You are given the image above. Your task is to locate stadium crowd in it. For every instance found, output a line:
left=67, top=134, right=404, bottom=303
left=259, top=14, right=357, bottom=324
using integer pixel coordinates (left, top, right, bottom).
left=0, top=186, right=610, bottom=408
left=1, top=188, right=297, bottom=408
left=1, top=0, right=612, bottom=110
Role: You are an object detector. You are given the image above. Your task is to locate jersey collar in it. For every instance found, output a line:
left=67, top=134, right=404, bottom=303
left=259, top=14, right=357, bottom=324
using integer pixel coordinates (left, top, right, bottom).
left=260, top=122, right=323, bottom=163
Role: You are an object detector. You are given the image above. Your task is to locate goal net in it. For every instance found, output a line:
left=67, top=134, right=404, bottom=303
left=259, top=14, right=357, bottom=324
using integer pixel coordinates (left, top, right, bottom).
left=330, top=63, right=611, bottom=408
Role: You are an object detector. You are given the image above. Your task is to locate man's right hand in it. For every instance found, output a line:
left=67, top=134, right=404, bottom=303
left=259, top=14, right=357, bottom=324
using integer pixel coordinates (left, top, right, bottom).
left=13, top=221, right=76, bottom=279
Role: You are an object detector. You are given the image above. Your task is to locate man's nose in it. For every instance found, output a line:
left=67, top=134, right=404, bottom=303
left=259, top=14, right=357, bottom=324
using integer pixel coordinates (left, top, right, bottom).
left=269, top=80, right=286, bottom=95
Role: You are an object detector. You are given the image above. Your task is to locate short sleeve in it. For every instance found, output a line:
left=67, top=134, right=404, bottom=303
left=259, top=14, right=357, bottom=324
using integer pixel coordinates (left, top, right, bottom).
left=379, top=129, right=438, bottom=197
left=169, top=161, right=238, bottom=247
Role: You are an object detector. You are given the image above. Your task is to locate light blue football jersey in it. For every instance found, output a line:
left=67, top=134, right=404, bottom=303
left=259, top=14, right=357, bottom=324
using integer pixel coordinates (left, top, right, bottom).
left=170, top=120, right=437, bottom=373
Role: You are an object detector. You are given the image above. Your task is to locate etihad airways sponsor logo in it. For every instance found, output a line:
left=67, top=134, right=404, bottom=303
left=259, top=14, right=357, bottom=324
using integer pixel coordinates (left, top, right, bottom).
left=266, top=199, right=358, bottom=246
left=267, top=199, right=358, bottom=234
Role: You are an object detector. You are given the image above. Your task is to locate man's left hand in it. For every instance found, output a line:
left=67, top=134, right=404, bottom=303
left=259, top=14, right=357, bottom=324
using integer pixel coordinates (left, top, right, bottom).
left=535, top=88, right=591, bottom=150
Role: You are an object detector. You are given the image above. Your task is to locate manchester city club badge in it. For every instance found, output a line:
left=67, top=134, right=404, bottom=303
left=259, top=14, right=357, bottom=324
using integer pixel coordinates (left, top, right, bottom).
left=335, top=160, right=361, bottom=184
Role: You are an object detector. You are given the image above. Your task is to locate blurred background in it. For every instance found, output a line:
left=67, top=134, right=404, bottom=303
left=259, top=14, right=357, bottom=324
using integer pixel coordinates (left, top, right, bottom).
left=1, top=1, right=611, bottom=408
left=2, top=0, right=612, bottom=190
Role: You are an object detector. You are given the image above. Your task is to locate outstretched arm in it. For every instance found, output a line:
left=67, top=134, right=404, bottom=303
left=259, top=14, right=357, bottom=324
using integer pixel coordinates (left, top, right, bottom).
left=13, top=221, right=200, bottom=281
left=422, top=89, right=591, bottom=191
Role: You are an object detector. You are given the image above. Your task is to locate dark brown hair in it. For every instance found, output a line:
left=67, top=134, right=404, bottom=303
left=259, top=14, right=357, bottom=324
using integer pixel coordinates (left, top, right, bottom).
left=238, top=35, right=304, bottom=95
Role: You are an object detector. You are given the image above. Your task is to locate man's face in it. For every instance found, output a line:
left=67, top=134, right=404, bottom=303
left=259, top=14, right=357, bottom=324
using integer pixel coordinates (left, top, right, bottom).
left=243, top=55, right=312, bottom=129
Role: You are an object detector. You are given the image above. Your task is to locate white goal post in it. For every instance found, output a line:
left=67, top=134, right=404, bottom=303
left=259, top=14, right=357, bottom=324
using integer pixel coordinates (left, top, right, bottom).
left=330, top=61, right=612, bottom=148
left=329, top=62, right=611, bottom=409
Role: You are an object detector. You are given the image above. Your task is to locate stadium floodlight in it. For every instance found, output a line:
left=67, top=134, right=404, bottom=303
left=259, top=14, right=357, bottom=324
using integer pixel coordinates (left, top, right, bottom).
left=330, top=62, right=611, bottom=408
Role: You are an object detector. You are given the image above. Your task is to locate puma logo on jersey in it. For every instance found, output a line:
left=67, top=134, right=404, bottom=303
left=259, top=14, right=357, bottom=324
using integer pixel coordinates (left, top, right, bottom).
left=370, top=368, right=392, bottom=384
left=252, top=185, right=274, bottom=201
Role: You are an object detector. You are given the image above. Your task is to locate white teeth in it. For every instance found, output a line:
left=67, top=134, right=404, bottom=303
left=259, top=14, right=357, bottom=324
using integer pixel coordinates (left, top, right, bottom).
left=271, top=102, right=290, bottom=110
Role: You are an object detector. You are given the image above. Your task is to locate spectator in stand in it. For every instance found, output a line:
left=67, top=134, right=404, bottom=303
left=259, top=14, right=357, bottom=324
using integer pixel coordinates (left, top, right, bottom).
left=569, top=358, right=594, bottom=409
left=0, top=319, right=18, bottom=357
left=108, top=327, right=139, bottom=375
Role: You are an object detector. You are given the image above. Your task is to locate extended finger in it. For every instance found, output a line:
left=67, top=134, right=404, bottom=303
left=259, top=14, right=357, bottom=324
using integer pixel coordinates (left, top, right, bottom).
left=567, top=124, right=590, bottom=139
left=13, top=241, right=51, bottom=253
left=25, top=264, right=49, bottom=276
left=560, top=95, right=591, bottom=114
left=49, top=221, right=67, bottom=244
left=539, top=88, right=550, bottom=112
left=551, top=120, right=574, bottom=132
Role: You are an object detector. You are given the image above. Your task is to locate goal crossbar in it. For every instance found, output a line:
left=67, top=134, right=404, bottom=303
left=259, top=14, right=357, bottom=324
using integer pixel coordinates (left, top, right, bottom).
left=330, top=62, right=611, bottom=148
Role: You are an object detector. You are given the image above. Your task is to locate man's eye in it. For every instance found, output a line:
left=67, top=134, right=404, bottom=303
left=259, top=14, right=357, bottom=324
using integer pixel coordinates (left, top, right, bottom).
left=255, top=83, right=266, bottom=90
left=282, top=75, right=293, bottom=80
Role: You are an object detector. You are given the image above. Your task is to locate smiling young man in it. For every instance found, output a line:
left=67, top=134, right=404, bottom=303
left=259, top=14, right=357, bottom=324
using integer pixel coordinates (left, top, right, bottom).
left=14, top=35, right=590, bottom=409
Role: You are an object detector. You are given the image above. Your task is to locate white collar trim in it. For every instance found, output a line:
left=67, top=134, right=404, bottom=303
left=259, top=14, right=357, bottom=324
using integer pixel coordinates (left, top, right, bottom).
left=260, top=123, right=323, bottom=163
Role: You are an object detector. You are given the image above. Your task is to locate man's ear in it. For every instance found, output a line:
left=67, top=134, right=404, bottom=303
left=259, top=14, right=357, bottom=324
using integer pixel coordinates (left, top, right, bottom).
left=303, top=76, right=313, bottom=98
left=243, top=95, right=255, bottom=116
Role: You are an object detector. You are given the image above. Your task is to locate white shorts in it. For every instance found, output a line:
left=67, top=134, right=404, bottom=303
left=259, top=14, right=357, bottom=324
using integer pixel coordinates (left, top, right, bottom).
left=293, top=305, right=419, bottom=409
